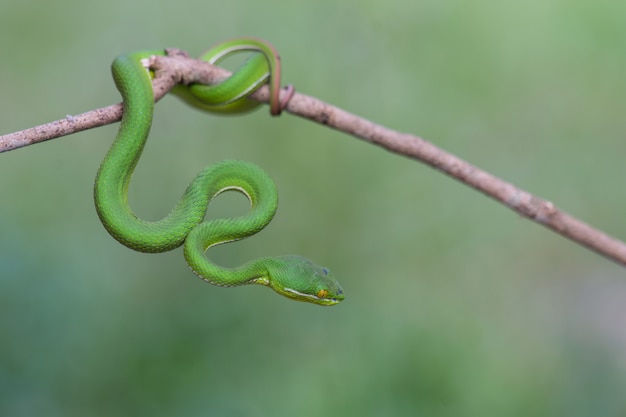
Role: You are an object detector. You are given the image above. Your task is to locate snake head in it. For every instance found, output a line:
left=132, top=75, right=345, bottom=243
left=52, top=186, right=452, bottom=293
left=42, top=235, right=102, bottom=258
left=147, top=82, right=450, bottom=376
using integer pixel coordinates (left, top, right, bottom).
left=266, top=255, right=344, bottom=306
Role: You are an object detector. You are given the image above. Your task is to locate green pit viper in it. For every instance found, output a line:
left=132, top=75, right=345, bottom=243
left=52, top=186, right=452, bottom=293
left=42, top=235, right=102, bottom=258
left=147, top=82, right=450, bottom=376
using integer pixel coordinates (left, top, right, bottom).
left=94, top=38, right=344, bottom=306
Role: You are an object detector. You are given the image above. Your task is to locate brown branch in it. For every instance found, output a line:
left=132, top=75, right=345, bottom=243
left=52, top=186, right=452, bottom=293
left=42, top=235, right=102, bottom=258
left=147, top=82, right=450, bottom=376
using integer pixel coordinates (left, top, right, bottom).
left=1, top=50, right=625, bottom=266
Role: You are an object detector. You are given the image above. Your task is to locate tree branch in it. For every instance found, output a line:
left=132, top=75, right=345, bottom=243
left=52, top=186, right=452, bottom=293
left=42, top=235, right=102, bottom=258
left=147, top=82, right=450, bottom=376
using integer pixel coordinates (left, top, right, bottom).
left=1, top=49, right=625, bottom=267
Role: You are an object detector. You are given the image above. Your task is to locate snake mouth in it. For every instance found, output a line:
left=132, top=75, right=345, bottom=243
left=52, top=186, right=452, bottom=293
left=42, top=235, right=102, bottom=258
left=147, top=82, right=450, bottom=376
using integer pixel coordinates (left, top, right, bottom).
left=315, top=297, right=343, bottom=306
left=282, top=288, right=344, bottom=306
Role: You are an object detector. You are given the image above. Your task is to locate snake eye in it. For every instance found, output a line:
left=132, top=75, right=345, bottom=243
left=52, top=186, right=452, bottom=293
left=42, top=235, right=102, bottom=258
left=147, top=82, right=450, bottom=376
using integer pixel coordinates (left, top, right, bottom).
left=321, top=267, right=329, bottom=275
left=316, top=289, right=329, bottom=299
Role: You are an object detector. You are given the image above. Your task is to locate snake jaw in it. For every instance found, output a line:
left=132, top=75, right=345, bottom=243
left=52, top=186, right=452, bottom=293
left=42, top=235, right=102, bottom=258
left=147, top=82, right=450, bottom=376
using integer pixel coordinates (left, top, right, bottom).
left=280, top=287, right=344, bottom=306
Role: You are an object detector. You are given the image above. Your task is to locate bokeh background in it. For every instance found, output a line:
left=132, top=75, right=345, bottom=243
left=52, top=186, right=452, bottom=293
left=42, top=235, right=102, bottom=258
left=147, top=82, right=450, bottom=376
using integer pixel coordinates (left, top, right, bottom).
left=1, top=0, right=625, bottom=415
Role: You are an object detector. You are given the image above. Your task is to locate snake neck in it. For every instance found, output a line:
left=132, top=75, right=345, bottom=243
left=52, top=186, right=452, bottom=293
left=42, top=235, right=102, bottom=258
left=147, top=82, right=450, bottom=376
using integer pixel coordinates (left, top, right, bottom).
left=186, top=250, right=272, bottom=288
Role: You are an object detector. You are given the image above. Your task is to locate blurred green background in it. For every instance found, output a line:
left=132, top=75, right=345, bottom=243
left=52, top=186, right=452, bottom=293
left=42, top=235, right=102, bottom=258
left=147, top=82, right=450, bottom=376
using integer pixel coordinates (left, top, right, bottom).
left=1, top=0, right=625, bottom=415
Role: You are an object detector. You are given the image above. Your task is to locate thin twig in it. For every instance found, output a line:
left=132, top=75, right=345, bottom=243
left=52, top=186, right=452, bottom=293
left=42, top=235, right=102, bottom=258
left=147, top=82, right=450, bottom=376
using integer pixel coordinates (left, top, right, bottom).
left=1, top=50, right=625, bottom=266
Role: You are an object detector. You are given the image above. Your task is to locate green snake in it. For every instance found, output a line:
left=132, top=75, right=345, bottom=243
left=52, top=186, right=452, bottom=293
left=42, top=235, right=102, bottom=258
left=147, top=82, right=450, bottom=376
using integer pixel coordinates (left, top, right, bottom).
left=94, top=38, right=344, bottom=306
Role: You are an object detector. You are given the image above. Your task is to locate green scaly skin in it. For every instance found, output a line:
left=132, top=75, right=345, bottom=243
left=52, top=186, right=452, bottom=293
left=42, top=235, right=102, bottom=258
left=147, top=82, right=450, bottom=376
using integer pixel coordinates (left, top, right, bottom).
left=173, top=38, right=287, bottom=115
left=94, top=40, right=344, bottom=306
